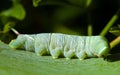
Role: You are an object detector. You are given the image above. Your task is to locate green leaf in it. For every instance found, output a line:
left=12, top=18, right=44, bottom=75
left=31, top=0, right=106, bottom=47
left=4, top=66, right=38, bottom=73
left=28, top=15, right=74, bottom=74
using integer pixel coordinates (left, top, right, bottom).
left=109, top=25, right=120, bottom=36
left=3, top=22, right=15, bottom=33
left=86, top=0, right=92, bottom=7
left=33, top=0, right=42, bottom=7
left=67, top=0, right=92, bottom=7
left=0, top=41, right=120, bottom=75
left=32, top=0, right=91, bottom=7
left=0, top=2, right=26, bottom=20
left=34, top=0, right=69, bottom=6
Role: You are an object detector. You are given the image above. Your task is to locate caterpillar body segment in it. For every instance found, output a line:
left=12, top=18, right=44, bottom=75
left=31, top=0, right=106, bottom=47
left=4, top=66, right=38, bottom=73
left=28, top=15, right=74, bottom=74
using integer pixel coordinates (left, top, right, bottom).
left=63, top=35, right=77, bottom=59
left=49, top=33, right=65, bottom=59
left=9, top=33, right=110, bottom=60
left=34, top=33, right=51, bottom=56
left=75, top=36, right=87, bottom=60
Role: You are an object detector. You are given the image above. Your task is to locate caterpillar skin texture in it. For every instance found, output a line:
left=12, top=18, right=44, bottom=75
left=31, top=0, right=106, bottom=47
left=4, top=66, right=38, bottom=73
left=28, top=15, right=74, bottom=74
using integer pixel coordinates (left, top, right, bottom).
left=9, top=33, right=110, bottom=60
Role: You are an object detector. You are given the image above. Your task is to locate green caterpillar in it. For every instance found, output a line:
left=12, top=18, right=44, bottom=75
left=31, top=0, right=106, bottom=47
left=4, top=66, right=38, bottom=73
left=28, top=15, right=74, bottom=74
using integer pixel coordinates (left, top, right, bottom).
left=9, top=33, right=110, bottom=60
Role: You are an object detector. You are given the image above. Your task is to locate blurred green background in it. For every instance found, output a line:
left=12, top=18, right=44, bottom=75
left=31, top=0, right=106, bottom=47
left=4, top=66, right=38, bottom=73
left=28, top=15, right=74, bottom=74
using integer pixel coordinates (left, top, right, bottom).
left=0, top=0, right=120, bottom=45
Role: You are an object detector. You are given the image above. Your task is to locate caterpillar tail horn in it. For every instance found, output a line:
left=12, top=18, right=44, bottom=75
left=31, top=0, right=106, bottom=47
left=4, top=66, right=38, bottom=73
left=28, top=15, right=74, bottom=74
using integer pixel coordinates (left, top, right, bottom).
left=10, top=28, right=20, bottom=36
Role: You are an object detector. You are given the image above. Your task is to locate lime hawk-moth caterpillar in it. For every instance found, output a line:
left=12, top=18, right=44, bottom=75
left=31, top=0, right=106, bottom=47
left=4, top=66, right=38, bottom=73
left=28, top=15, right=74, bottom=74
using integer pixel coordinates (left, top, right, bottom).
left=9, top=33, right=110, bottom=60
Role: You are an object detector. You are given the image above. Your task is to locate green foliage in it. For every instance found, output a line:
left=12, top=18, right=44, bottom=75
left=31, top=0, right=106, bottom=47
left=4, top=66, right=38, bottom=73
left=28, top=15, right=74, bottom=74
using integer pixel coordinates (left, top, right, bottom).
left=100, top=13, right=119, bottom=36
left=0, top=0, right=26, bottom=43
left=2, top=22, right=15, bottom=33
left=68, top=0, right=92, bottom=7
left=86, top=0, right=92, bottom=7
left=36, top=0, right=92, bottom=7
left=0, top=1, right=26, bottom=20
left=33, top=0, right=42, bottom=7
left=109, top=25, right=120, bottom=36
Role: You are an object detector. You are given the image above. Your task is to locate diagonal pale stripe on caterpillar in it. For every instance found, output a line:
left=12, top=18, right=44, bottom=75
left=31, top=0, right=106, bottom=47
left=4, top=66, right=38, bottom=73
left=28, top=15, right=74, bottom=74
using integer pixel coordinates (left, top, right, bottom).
left=9, top=33, right=110, bottom=60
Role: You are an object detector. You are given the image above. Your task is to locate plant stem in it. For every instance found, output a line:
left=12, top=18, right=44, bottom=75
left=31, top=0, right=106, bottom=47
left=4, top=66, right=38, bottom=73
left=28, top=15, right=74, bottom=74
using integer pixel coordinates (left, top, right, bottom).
left=110, top=36, right=120, bottom=48
left=88, top=24, right=92, bottom=36
left=86, top=0, right=92, bottom=7
left=100, top=11, right=119, bottom=36
left=87, top=9, right=93, bottom=36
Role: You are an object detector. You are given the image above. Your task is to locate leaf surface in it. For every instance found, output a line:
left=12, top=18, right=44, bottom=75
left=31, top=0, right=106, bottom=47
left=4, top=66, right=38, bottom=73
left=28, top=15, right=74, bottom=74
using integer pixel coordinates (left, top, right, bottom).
left=0, top=41, right=120, bottom=75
